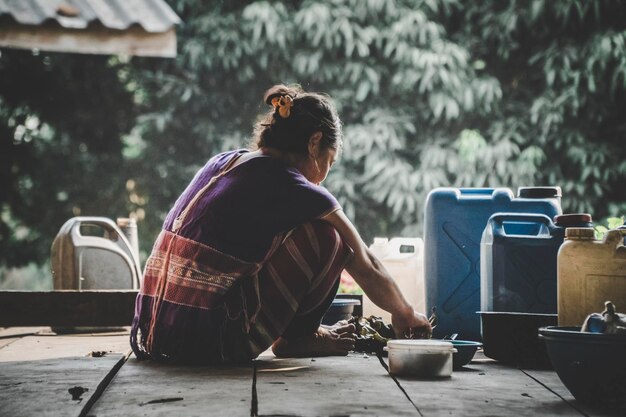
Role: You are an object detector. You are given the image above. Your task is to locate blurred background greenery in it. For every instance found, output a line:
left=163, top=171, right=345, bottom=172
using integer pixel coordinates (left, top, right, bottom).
left=1, top=0, right=625, bottom=288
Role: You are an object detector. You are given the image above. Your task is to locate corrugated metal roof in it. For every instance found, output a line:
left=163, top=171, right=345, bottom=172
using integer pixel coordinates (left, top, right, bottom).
left=0, top=0, right=181, bottom=33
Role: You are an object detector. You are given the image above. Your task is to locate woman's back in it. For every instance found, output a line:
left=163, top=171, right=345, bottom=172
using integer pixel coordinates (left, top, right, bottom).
left=163, top=149, right=340, bottom=262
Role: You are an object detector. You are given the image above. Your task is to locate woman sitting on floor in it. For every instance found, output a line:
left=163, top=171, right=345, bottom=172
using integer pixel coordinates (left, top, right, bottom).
left=130, top=84, right=431, bottom=363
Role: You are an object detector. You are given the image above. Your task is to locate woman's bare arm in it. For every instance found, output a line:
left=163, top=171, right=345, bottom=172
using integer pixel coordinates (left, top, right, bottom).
left=322, top=209, right=431, bottom=338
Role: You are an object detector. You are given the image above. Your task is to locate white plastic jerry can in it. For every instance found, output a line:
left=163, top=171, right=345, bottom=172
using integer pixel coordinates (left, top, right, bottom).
left=364, top=237, right=425, bottom=323
left=557, top=227, right=626, bottom=326
left=51, top=217, right=141, bottom=291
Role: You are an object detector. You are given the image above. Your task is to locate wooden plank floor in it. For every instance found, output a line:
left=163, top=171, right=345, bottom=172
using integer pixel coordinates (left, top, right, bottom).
left=0, top=328, right=623, bottom=417
left=0, top=327, right=129, bottom=417
left=89, top=358, right=254, bottom=416
left=524, top=369, right=621, bottom=417
left=255, top=354, right=418, bottom=416
left=389, top=356, right=580, bottom=416
left=0, top=327, right=47, bottom=350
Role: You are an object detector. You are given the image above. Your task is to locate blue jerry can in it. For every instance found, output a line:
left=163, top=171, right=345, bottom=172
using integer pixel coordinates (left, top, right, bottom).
left=480, top=213, right=593, bottom=315
left=423, top=187, right=562, bottom=341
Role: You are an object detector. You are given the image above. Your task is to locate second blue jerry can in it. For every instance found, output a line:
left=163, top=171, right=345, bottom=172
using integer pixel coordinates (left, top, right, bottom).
left=423, top=187, right=562, bottom=341
left=480, top=213, right=593, bottom=315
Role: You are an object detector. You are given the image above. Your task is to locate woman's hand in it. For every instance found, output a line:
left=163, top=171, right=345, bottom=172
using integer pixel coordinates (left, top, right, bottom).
left=391, top=308, right=432, bottom=340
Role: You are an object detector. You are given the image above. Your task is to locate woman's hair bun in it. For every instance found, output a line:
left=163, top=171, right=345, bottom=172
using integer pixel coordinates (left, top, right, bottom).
left=263, top=84, right=302, bottom=106
left=253, top=84, right=343, bottom=155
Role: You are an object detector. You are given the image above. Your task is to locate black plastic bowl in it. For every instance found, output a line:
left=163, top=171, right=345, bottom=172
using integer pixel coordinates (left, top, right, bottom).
left=450, top=340, right=482, bottom=369
left=322, top=298, right=361, bottom=325
left=479, top=311, right=557, bottom=369
left=539, top=326, right=626, bottom=409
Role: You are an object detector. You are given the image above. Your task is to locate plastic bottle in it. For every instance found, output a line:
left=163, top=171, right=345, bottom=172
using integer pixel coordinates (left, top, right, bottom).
left=557, top=227, right=626, bottom=326
left=424, top=187, right=562, bottom=340
left=116, top=217, right=140, bottom=269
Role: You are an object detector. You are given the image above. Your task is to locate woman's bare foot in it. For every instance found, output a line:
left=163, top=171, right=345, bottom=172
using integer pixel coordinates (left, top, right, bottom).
left=272, top=324, right=357, bottom=358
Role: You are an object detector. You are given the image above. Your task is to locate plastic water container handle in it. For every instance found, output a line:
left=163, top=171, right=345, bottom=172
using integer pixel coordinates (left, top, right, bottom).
left=387, top=238, right=423, bottom=256
left=70, top=217, right=122, bottom=241
left=457, top=188, right=513, bottom=200
left=459, top=188, right=495, bottom=196
left=71, top=217, right=138, bottom=259
left=70, top=217, right=141, bottom=289
left=71, top=216, right=141, bottom=267
left=489, top=213, right=553, bottom=236
left=606, top=228, right=626, bottom=250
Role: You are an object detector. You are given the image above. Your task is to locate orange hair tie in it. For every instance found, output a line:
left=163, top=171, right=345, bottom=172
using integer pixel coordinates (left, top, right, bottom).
left=271, top=95, right=293, bottom=118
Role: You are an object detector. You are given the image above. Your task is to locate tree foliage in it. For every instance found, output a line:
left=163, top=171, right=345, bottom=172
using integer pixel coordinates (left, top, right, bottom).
left=1, top=0, right=625, bottom=271
left=0, top=52, right=135, bottom=267
left=448, top=0, right=626, bottom=215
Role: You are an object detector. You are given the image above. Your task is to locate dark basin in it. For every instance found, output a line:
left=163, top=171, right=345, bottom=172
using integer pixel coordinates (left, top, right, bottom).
left=478, top=311, right=557, bottom=369
left=322, top=298, right=361, bottom=325
left=539, top=326, right=626, bottom=409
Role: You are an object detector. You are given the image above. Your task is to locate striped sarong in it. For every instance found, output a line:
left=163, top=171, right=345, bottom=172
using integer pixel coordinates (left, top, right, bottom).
left=130, top=219, right=352, bottom=363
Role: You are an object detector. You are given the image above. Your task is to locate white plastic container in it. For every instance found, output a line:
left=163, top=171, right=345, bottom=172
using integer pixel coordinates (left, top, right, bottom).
left=365, top=237, right=425, bottom=322
left=557, top=227, right=626, bottom=326
left=387, top=340, right=456, bottom=377
left=50, top=217, right=142, bottom=333
left=51, top=217, right=141, bottom=291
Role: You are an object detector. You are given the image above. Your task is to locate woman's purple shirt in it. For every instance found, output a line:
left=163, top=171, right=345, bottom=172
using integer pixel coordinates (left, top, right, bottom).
left=163, top=149, right=340, bottom=262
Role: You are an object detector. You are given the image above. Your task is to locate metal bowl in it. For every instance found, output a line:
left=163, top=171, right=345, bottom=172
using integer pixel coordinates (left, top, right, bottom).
left=449, top=340, right=482, bottom=369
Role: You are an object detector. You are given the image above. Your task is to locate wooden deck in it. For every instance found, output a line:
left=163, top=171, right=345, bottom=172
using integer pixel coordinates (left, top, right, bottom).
left=0, top=327, right=621, bottom=417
